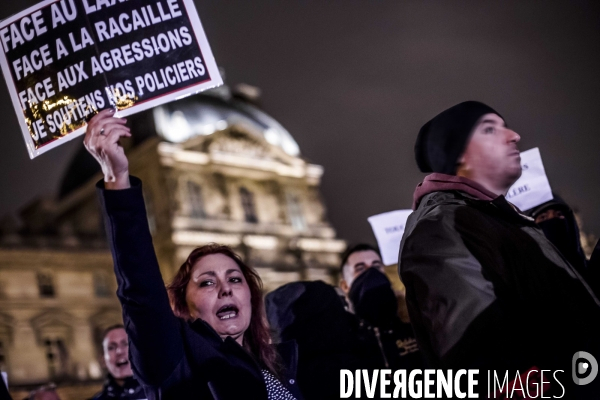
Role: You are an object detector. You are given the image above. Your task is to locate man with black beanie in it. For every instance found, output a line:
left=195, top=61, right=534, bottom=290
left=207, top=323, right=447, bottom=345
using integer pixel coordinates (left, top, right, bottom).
left=398, top=101, right=600, bottom=398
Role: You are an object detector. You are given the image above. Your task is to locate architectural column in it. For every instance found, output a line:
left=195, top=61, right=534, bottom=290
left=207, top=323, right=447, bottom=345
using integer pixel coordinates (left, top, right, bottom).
left=9, top=318, right=47, bottom=384
left=70, top=315, right=100, bottom=381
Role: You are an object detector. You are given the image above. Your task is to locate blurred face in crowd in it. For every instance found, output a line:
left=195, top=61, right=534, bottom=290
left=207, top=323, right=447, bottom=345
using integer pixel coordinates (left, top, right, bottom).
left=186, top=254, right=252, bottom=345
left=103, top=327, right=133, bottom=381
left=340, top=250, right=385, bottom=294
left=457, top=113, right=522, bottom=195
left=535, top=208, right=565, bottom=223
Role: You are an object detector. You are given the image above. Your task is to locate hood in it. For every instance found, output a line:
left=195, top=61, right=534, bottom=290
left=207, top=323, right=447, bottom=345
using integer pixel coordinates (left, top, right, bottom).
left=265, top=281, right=356, bottom=349
left=412, top=173, right=499, bottom=209
left=527, top=193, right=572, bottom=219
left=527, top=194, right=587, bottom=273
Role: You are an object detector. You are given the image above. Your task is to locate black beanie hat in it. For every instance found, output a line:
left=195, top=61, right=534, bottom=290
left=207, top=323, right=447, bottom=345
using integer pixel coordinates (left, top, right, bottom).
left=415, top=101, right=502, bottom=175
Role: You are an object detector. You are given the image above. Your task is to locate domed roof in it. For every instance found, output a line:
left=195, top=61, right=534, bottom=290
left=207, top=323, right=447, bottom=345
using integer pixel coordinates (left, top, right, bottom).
left=154, top=88, right=300, bottom=156
left=59, top=85, right=300, bottom=198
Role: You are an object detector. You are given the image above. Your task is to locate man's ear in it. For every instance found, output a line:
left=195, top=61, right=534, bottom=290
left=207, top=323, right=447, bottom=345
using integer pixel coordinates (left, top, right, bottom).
left=339, top=279, right=349, bottom=295
left=456, top=153, right=469, bottom=176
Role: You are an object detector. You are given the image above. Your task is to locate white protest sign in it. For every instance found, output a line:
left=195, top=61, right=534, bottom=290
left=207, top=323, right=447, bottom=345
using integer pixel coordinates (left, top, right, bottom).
left=0, top=0, right=222, bottom=158
left=506, top=147, right=553, bottom=211
left=368, top=209, right=412, bottom=266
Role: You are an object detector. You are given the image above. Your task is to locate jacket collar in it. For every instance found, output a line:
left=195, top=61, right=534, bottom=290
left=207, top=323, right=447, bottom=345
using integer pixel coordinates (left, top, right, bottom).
left=413, top=173, right=535, bottom=224
left=413, top=173, right=499, bottom=209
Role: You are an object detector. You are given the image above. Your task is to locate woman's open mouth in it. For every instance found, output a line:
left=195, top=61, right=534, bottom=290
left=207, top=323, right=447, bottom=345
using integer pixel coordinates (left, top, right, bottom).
left=216, top=304, right=239, bottom=320
left=115, top=359, right=129, bottom=368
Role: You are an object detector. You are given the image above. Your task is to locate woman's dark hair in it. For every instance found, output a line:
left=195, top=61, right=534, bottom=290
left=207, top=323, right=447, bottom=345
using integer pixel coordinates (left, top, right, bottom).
left=167, top=243, right=280, bottom=375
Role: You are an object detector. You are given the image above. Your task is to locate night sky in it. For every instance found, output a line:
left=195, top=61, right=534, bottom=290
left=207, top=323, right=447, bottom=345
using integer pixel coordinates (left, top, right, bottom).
left=1, top=1, right=599, bottom=246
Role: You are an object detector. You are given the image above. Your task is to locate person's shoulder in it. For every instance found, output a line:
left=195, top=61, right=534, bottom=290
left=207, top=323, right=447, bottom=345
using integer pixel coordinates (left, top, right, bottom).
left=403, top=191, right=486, bottom=250
left=412, top=190, right=485, bottom=225
left=409, top=191, right=463, bottom=226
left=418, top=190, right=475, bottom=212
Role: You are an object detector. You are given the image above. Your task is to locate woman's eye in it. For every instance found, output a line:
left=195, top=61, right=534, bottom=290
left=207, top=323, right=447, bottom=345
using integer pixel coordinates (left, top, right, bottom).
left=229, top=277, right=242, bottom=283
left=199, top=280, right=214, bottom=287
left=484, top=126, right=495, bottom=134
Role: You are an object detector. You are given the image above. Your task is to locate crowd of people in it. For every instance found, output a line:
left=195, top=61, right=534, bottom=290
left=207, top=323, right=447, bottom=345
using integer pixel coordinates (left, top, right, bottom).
left=3, top=101, right=599, bottom=399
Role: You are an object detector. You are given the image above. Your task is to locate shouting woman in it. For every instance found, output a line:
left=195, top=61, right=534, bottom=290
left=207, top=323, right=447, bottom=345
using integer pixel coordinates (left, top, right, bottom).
left=84, top=110, right=301, bottom=400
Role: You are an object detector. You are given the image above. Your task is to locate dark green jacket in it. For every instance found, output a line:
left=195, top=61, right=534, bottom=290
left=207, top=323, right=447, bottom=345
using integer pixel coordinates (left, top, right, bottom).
left=399, top=175, right=600, bottom=396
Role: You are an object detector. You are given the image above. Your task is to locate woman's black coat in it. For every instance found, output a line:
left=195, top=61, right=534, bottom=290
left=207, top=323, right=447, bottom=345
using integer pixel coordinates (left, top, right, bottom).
left=97, top=177, right=301, bottom=400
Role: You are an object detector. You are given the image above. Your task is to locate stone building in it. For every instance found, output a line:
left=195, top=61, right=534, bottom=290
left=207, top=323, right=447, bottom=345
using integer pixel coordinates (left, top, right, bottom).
left=0, top=84, right=345, bottom=396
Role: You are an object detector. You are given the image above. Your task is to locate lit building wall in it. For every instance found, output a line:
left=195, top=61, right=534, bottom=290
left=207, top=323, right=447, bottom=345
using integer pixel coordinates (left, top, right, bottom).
left=0, top=86, right=346, bottom=392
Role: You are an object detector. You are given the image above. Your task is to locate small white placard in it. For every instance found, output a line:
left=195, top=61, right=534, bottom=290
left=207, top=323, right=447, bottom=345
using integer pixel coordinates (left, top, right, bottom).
left=368, top=209, right=412, bottom=266
left=506, top=147, right=553, bottom=211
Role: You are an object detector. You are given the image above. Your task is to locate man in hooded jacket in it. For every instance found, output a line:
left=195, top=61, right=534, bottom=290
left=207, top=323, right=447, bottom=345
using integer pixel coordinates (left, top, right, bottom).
left=527, top=194, right=588, bottom=276
left=398, top=101, right=600, bottom=398
left=339, top=244, right=422, bottom=371
left=265, top=281, right=380, bottom=400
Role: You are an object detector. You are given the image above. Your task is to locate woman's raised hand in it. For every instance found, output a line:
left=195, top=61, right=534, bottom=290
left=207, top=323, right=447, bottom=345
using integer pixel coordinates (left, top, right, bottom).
left=84, top=109, right=132, bottom=190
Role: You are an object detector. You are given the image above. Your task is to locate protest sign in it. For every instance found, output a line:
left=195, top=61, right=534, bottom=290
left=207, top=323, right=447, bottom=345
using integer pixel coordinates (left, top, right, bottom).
left=506, top=147, right=553, bottom=211
left=368, top=209, right=412, bottom=266
left=0, top=0, right=222, bottom=158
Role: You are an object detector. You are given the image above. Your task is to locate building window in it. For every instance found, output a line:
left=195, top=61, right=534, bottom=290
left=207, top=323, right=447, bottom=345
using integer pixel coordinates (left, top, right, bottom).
left=37, top=273, right=55, bottom=298
left=286, top=193, right=306, bottom=230
left=240, top=187, right=258, bottom=223
left=94, top=272, right=110, bottom=298
left=187, top=181, right=205, bottom=218
left=44, top=338, right=68, bottom=379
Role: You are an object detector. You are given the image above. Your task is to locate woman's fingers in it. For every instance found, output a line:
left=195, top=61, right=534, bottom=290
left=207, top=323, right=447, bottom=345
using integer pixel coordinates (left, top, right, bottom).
left=85, top=110, right=123, bottom=148
left=88, top=123, right=130, bottom=158
left=84, top=116, right=130, bottom=164
left=104, top=124, right=132, bottom=147
left=83, top=109, right=132, bottom=189
left=98, top=121, right=130, bottom=137
left=87, top=108, right=116, bottom=132
left=93, top=118, right=128, bottom=137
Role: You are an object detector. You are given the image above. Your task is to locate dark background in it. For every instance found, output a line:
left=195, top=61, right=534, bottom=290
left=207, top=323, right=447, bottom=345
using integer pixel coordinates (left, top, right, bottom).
left=1, top=1, right=599, bottom=245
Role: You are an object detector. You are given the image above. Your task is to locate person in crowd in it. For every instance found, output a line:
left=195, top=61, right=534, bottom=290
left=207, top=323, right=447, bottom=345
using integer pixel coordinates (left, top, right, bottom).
left=528, top=192, right=600, bottom=299
left=587, top=238, right=600, bottom=297
left=90, top=325, right=145, bottom=399
left=528, top=194, right=588, bottom=275
left=399, top=101, right=600, bottom=397
left=84, top=109, right=301, bottom=400
left=26, top=384, right=60, bottom=400
left=339, top=244, right=422, bottom=370
left=265, top=281, right=380, bottom=400
left=1, top=373, right=10, bottom=400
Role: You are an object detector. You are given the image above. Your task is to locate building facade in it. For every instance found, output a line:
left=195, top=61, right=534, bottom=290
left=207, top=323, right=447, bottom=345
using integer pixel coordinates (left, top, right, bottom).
left=0, top=84, right=345, bottom=395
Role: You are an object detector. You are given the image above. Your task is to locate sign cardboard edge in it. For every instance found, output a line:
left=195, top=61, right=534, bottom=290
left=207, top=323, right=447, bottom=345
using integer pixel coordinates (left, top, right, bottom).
left=0, top=0, right=59, bottom=159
